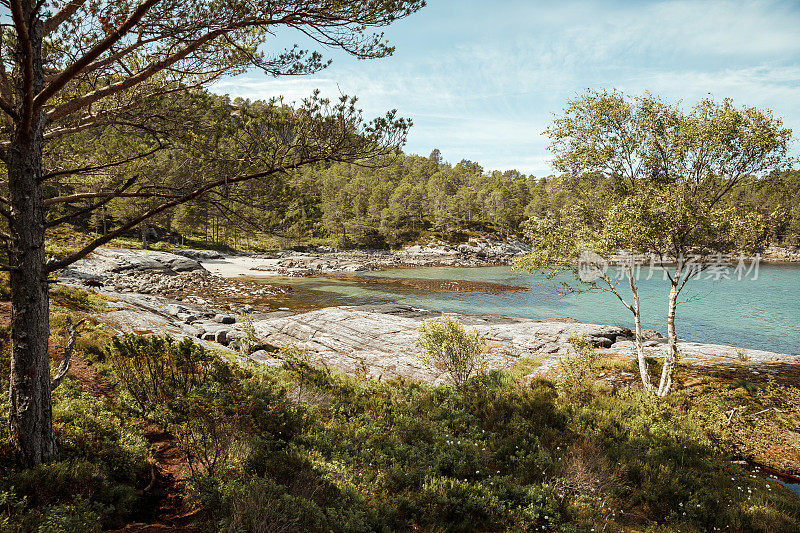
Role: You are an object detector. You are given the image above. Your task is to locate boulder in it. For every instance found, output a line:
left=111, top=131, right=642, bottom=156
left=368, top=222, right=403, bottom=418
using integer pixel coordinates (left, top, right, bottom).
left=250, top=350, right=283, bottom=366
left=641, top=329, right=665, bottom=340
left=176, top=313, right=197, bottom=324
left=165, top=256, right=202, bottom=272
left=177, top=249, right=225, bottom=260
left=215, top=329, right=229, bottom=344
left=167, top=304, right=188, bottom=316
left=181, top=324, right=202, bottom=337
left=214, top=314, right=235, bottom=324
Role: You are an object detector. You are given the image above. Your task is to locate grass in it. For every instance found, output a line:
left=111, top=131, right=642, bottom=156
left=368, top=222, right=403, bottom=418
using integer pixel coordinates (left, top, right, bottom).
left=505, top=356, right=543, bottom=382
left=50, top=284, right=112, bottom=313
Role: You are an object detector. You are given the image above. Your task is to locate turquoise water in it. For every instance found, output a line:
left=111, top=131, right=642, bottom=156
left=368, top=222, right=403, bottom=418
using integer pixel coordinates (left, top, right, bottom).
left=256, top=263, right=800, bottom=355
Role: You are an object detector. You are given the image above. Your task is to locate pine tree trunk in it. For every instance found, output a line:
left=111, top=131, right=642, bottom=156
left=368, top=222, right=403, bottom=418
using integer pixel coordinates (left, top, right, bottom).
left=8, top=128, right=53, bottom=467
left=7, top=6, right=54, bottom=467
left=658, top=283, right=679, bottom=396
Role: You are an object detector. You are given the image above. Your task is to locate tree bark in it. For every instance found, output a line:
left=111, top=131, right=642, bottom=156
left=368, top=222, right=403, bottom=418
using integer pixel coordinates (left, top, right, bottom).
left=658, top=282, right=679, bottom=397
left=7, top=6, right=54, bottom=467
left=8, top=126, right=53, bottom=467
left=629, top=280, right=654, bottom=392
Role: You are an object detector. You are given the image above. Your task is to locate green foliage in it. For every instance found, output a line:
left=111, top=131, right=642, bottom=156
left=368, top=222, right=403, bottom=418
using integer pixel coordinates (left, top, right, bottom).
left=520, top=91, right=795, bottom=396
left=4, top=326, right=800, bottom=531
left=0, top=375, right=150, bottom=531
left=0, top=272, right=9, bottom=299
left=108, top=335, right=220, bottom=415
left=559, top=335, right=600, bottom=399
left=238, top=314, right=259, bottom=355
left=417, top=315, right=488, bottom=389
left=191, top=475, right=335, bottom=532
left=295, top=153, right=535, bottom=248
left=108, top=336, right=304, bottom=476
left=524, top=90, right=793, bottom=273
left=565, top=386, right=800, bottom=531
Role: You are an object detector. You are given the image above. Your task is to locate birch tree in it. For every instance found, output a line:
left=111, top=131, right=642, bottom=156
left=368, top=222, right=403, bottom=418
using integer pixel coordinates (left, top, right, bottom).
left=520, top=90, right=792, bottom=396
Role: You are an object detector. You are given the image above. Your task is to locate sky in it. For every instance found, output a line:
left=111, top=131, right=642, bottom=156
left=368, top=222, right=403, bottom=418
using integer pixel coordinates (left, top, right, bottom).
left=212, top=0, right=800, bottom=177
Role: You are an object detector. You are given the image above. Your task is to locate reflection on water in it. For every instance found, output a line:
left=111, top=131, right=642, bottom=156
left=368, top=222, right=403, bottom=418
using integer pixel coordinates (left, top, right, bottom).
left=250, top=263, right=800, bottom=355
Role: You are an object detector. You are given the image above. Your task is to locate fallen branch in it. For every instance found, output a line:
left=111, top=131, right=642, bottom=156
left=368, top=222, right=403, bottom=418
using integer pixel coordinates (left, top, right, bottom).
left=746, top=407, right=786, bottom=419
left=50, top=317, right=86, bottom=391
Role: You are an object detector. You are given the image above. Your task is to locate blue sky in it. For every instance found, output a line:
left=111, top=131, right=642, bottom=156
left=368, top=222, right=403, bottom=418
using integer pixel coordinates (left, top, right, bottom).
left=212, top=0, right=800, bottom=176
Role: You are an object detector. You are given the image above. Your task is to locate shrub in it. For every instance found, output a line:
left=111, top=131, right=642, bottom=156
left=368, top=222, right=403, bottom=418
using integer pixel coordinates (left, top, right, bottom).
left=108, top=335, right=219, bottom=415
left=239, top=314, right=259, bottom=355
left=417, top=315, right=488, bottom=389
left=192, top=475, right=332, bottom=532
left=559, top=335, right=599, bottom=399
left=0, top=375, right=149, bottom=530
left=418, top=476, right=501, bottom=530
left=109, top=335, right=304, bottom=477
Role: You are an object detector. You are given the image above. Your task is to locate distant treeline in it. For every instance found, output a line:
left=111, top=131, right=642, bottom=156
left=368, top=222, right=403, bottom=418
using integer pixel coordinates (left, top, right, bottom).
left=49, top=94, right=798, bottom=250
left=163, top=151, right=800, bottom=250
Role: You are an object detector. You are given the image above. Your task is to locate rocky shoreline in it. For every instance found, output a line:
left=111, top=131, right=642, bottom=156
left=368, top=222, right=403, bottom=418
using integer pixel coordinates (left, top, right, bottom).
left=763, top=245, right=800, bottom=262
left=57, top=246, right=800, bottom=385
left=191, top=237, right=532, bottom=277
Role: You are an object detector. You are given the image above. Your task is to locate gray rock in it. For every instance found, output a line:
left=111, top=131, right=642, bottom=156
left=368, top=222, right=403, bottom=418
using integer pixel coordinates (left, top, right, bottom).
left=177, top=249, right=225, bottom=260
left=167, top=304, right=188, bottom=316
left=181, top=324, right=202, bottom=337
left=214, top=314, right=235, bottom=324
left=250, top=306, right=632, bottom=382
left=250, top=350, right=283, bottom=366
left=177, top=313, right=198, bottom=324
left=641, top=329, right=665, bottom=340
left=166, top=256, right=203, bottom=272
left=215, top=329, right=229, bottom=344
left=226, top=330, right=247, bottom=342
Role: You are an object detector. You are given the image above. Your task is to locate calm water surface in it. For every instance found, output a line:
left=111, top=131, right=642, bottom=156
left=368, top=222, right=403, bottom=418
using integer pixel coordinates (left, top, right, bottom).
left=254, top=263, right=800, bottom=355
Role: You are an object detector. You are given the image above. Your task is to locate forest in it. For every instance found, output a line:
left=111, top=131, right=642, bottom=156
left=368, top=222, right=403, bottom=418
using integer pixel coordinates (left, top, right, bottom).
left=52, top=94, right=800, bottom=252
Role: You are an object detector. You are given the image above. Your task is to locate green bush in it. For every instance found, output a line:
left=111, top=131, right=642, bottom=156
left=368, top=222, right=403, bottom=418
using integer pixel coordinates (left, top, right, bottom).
left=417, top=315, right=488, bottom=389
left=109, top=335, right=304, bottom=477
left=559, top=335, right=600, bottom=399
left=193, top=475, right=331, bottom=532
left=108, top=335, right=220, bottom=414
left=0, top=377, right=149, bottom=531
left=5, top=327, right=797, bottom=532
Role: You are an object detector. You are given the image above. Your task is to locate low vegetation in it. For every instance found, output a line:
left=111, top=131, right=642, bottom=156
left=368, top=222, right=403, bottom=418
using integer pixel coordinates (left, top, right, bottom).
left=417, top=315, right=489, bottom=389
left=1, top=323, right=799, bottom=531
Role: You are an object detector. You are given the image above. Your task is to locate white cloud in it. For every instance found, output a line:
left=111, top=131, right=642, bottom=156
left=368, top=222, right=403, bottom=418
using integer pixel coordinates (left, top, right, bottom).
left=211, top=0, right=800, bottom=176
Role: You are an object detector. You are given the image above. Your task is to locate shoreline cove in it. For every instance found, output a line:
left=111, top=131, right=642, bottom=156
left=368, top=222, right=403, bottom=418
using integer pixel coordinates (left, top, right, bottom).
left=59, top=247, right=800, bottom=366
